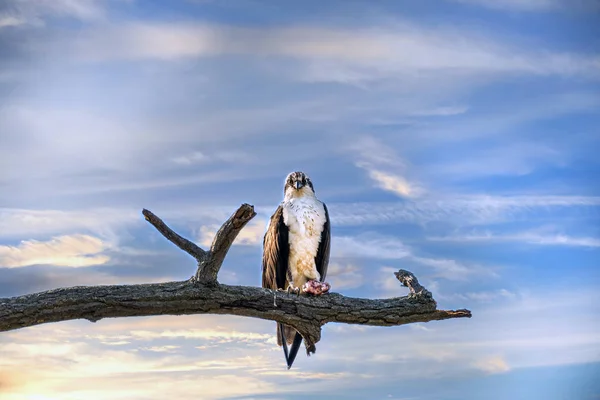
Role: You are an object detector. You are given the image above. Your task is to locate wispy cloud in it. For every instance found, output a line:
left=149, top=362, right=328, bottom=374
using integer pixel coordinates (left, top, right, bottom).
left=0, top=0, right=107, bottom=29
left=348, top=137, right=425, bottom=198
left=448, top=0, right=599, bottom=12
left=332, top=234, right=411, bottom=260
left=0, top=208, right=138, bottom=239
left=410, top=256, right=500, bottom=280
left=472, top=356, right=511, bottom=374
left=197, top=218, right=267, bottom=248
left=449, top=0, right=561, bottom=11
left=424, top=142, right=566, bottom=180
left=329, top=195, right=600, bottom=227
left=429, top=229, right=600, bottom=247
left=360, top=168, right=422, bottom=198
left=326, top=263, right=364, bottom=290
left=0, top=234, right=110, bottom=268
left=170, top=150, right=255, bottom=166
left=10, top=20, right=598, bottom=82
left=438, top=288, right=518, bottom=303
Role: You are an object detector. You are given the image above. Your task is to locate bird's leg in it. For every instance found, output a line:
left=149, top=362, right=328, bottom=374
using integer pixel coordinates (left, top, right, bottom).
left=286, top=283, right=300, bottom=296
left=302, top=279, right=331, bottom=295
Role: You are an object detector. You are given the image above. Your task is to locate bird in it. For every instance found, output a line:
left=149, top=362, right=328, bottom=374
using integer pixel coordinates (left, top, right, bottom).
left=262, top=171, right=331, bottom=369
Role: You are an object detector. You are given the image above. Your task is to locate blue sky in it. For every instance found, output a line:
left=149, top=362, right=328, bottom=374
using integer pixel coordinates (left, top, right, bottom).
left=0, top=0, right=599, bottom=398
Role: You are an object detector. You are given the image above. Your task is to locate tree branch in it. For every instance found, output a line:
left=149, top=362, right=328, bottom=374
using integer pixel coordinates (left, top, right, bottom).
left=142, top=208, right=207, bottom=261
left=0, top=204, right=471, bottom=357
left=0, top=280, right=470, bottom=354
left=195, top=204, right=256, bottom=284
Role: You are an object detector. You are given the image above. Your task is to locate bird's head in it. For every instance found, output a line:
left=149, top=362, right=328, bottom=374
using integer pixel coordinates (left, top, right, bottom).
left=284, top=171, right=315, bottom=198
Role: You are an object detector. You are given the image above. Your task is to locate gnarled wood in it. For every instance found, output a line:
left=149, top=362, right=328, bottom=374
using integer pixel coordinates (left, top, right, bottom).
left=0, top=203, right=471, bottom=356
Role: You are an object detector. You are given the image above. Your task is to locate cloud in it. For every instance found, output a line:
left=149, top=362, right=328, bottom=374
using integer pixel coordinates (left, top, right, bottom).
left=328, top=195, right=600, bottom=227
left=348, top=137, right=425, bottom=199
left=424, top=142, right=567, bottom=180
left=333, top=234, right=411, bottom=260
left=170, top=150, right=255, bottom=166
left=0, top=208, right=138, bottom=239
left=325, top=263, right=364, bottom=290
left=197, top=218, right=267, bottom=248
left=0, top=234, right=110, bottom=268
left=0, top=15, right=25, bottom=28
left=439, top=289, right=517, bottom=303
left=361, top=168, right=421, bottom=198
left=128, top=328, right=273, bottom=344
left=410, top=256, right=499, bottom=280
left=9, top=20, right=598, bottom=81
left=429, top=230, right=600, bottom=247
left=0, top=0, right=107, bottom=29
left=449, top=0, right=561, bottom=11
left=472, top=356, right=511, bottom=374
left=448, top=0, right=599, bottom=12
left=138, top=345, right=180, bottom=353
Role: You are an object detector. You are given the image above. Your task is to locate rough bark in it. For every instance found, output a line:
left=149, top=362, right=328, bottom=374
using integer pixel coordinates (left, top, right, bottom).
left=0, top=203, right=471, bottom=355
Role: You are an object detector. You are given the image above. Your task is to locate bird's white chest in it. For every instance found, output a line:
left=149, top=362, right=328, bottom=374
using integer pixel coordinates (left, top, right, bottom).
left=282, top=197, right=325, bottom=281
left=282, top=197, right=326, bottom=285
left=282, top=198, right=325, bottom=238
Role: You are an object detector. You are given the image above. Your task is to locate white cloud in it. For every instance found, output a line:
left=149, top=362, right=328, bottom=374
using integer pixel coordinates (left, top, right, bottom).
left=197, top=218, right=267, bottom=248
left=449, top=0, right=599, bottom=12
left=362, top=167, right=422, bottom=198
left=329, top=195, right=600, bottom=227
left=424, top=142, right=566, bottom=179
left=472, top=356, right=511, bottom=374
left=333, top=234, right=412, bottom=260
left=128, top=328, right=273, bottom=343
left=410, top=256, right=499, bottom=280
left=0, top=15, right=26, bottom=28
left=21, top=21, right=596, bottom=81
left=429, top=230, right=600, bottom=247
left=0, top=234, right=110, bottom=268
left=325, top=263, right=364, bottom=290
left=349, top=137, right=425, bottom=199
left=439, top=289, right=517, bottom=303
left=0, top=0, right=108, bottom=29
left=450, top=0, right=562, bottom=11
left=0, top=208, right=138, bottom=239
left=170, top=150, right=255, bottom=166
left=139, top=345, right=180, bottom=353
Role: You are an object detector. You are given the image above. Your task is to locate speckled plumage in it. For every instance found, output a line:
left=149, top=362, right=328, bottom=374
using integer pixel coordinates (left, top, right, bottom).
left=283, top=194, right=327, bottom=289
left=261, top=171, right=331, bottom=369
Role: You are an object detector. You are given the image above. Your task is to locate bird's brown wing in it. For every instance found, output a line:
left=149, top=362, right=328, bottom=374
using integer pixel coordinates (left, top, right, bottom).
left=262, top=204, right=289, bottom=290
left=261, top=205, right=296, bottom=347
left=315, top=202, right=331, bottom=282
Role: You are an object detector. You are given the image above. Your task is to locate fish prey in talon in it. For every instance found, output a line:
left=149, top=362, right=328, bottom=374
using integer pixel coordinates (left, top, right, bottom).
left=261, top=171, right=331, bottom=369
left=302, top=279, right=331, bottom=295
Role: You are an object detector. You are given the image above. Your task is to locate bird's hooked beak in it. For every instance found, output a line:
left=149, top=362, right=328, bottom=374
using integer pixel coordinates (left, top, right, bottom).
left=294, top=180, right=304, bottom=190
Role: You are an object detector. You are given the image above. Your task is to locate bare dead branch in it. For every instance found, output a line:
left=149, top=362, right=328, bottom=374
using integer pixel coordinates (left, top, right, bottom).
left=395, top=269, right=429, bottom=296
left=142, top=208, right=207, bottom=261
left=0, top=204, right=472, bottom=358
left=0, top=278, right=471, bottom=354
left=143, top=204, right=256, bottom=285
left=195, top=203, right=256, bottom=284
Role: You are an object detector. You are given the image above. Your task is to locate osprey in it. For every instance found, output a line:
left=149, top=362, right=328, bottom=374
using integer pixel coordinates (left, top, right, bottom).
left=262, top=171, right=331, bottom=369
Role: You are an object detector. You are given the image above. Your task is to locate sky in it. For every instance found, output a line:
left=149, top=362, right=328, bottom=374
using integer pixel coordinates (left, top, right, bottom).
left=0, top=0, right=599, bottom=398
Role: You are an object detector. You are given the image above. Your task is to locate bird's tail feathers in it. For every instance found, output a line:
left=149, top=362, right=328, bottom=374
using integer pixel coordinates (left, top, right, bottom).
left=277, top=322, right=303, bottom=369
left=277, top=323, right=296, bottom=346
